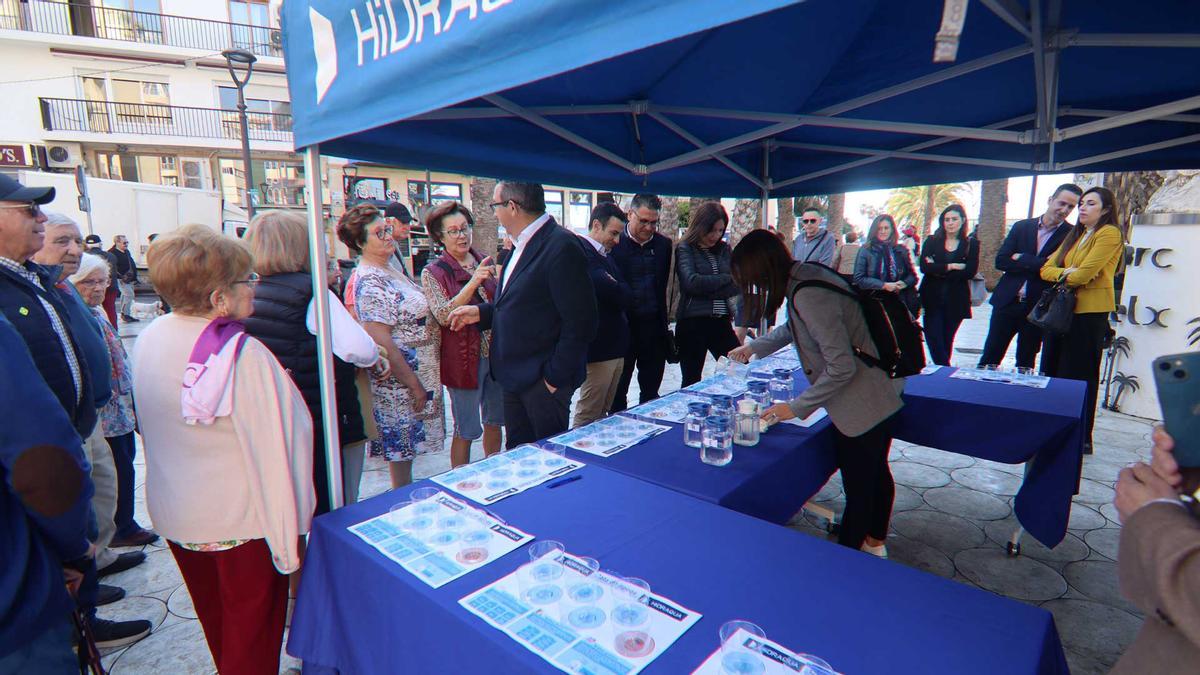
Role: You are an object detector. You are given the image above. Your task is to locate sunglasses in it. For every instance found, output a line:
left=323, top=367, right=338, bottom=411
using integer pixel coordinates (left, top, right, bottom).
left=0, top=202, right=42, bottom=218
left=801, top=218, right=820, bottom=224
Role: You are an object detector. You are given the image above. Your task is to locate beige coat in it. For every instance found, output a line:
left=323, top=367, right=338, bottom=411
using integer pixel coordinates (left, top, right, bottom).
left=748, top=262, right=903, bottom=437
left=1111, top=501, right=1200, bottom=674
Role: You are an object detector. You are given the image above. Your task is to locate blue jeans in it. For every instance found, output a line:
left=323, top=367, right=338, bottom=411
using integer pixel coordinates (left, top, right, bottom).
left=0, top=616, right=77, bottom=675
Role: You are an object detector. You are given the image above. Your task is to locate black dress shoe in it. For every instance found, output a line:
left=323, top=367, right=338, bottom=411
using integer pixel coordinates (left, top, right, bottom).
left=98, top=551, right=146, bottom=578
left=121, top=314, right=140, bottom=323
left=96, top=584, right=125, bottom=607
left=111, top=528, right=160, bottom=548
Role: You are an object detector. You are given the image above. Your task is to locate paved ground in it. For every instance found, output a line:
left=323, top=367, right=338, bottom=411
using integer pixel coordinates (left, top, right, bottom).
left=99, top=301, right=1153, bottom=674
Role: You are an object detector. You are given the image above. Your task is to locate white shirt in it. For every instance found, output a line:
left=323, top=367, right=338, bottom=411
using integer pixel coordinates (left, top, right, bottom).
left=581, top=233, right=606, bottom=256
left=304, top=289, right=380, bottom=368
left=501, top=212, right=551, bottom=292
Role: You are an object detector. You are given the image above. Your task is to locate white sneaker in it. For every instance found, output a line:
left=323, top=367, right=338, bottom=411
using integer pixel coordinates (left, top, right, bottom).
left=861, top=542, right=888, bottom=558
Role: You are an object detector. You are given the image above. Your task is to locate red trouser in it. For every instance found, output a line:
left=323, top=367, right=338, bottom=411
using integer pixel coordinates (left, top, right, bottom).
left=168, top=539, right=288, bottom=675
left=102, top=287, right=119, bottom=328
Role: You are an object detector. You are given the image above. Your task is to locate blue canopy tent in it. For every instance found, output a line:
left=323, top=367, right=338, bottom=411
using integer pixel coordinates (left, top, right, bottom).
left=279, top=0, right=1200, bottom=507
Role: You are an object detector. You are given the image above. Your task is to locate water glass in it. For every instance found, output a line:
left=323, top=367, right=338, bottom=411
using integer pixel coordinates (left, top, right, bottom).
left=409, top=487, right=441, bottom=516
left=528, top=539, right=565, bottom=562
left=798, top=654, right=836, bottom=675
left=541, top=445, right=567, bottom=467
left=701, top=416, right=733, bottom=466
left=710, top=394, right=735, bottom=425
left=746, top=380, right=770, bottom=409
left=388, top=501, right=410, bottom=527
left=734, top=410, right=760, bottom=447
left=770, top=369, right=794, bottom=401
left=719, top=620, right=766, bottom=675
left=684, top=402, right=711, bottom=448
left=457, top=528, right=491, bottom=565
left=1014, top=366, right=1036, bottom=386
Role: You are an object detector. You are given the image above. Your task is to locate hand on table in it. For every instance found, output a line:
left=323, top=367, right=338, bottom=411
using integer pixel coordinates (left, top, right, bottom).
left=760, top=403, right=795, bottom=426
left=727, top=345, right=754, bottom=364
left=448, top=305, right=481, bottom=331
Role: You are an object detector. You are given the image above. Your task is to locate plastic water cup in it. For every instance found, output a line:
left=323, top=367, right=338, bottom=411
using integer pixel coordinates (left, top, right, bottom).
left=719, top=620, right=766, bottom=675
left=1014, top=366, right=1036, bottom=386
left=456, top=529, right=491, bottom=565
left=388, top=501, right=410, bottom=526
left=528, top=539, right=565, bottom=562
left=409, top=487, right=441, bottom=515
left=798, top=654, right=836, bottom=675
left=541, top=445, right=567, bottom=467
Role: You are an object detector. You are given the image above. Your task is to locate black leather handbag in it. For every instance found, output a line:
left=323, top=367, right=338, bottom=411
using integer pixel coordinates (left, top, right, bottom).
left=1027, top=279, right=1076, bottom=335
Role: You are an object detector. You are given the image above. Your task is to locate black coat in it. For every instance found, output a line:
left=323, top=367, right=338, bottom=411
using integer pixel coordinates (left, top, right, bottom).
left=610, top=231, right=672, bottom=327
left=479, top=218, right=598, bottom=393
left=674, top=241, right=739, bottom=320
left=990, top=218, right=1072, bottom=308
left=580, top=240, right=633, bottom=363
left=918, top=235, right=980, bottom=321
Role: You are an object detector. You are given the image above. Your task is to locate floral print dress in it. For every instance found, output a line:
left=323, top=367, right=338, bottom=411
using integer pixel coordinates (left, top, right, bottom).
left=354, top=263, right=445, bottom=461
left=91, top=307, right=136, bottom=437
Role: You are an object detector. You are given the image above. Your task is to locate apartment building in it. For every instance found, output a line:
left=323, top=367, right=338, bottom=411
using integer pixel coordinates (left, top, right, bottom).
left=0, top=0, right=309, bottom=238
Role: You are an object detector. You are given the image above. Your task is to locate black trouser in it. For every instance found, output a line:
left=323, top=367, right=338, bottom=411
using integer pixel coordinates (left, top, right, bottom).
left=1041, top=312, right=1108, bottom=449
left=106, top=431, right=139, bottom=536
left=503, top=381, right=574, bottom=448
left=833, top=415, right=896, bottom=550
left=922, top=305, right=964, bottom=367
left=611, top=314, right=668, bottom=413
left=979, top=297, right=1044, bottom=369
left=676, top=315, right=740, bottom=387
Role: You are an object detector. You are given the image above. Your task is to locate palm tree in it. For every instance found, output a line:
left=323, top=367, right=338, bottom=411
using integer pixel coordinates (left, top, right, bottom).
left=1108, top=372, right=1140, bottom=412
left=1188, top=317, right=1200, bottom=347
left=728, top=199, right=761, bottom=247
left=885, top=183, right=970, bottom=237
left=976, top=178, right=1008, bottom=288
left=776, top=197, right=795, bottom=243
left=827, top=193, right=846, bottom=237
left=658, top=197, right=681, bottom=241
left=467, top=177, right=500, bottom=255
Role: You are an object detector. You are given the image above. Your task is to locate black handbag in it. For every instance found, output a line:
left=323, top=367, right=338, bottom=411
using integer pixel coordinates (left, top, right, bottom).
left=665, top=328, right=680, bottom=364
left=1027, top=279, right=1076, bottom=335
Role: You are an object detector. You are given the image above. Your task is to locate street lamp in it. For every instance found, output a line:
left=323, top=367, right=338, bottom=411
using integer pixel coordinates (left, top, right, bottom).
left=223, top=48, right=258, bottom=220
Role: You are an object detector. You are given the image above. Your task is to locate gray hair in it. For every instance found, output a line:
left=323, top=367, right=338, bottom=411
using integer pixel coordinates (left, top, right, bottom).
left=69, top=251, right=111, bottom=285
left=630, top=193, right=661, bottom=212
left=498, top=181, right=545, bottom=214
left=43, top=212, right=79, bottom=228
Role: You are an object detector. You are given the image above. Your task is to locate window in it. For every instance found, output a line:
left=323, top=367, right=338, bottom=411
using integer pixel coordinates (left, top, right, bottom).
left=568, top=191, right=592, bottom=234
left=545, top=190, right=564, bottom=224
left=221, top=158, right=305, bottom=207
left=218, top=87, right=292, bottom=140
left=407, top=180, right=463, bottom=212
left=95, top=0, right=163, bottom=44
left=229, top=0, right=275, bottom=55
left=95, top=151, right=180, bottom=187
left=82, top=76, right=172, bottom=131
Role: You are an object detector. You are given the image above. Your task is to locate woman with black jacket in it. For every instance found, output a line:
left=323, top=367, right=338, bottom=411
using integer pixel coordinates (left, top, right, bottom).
left=918, top=204, right=980, bottom=366
left=853, top=214, right=920, bottom=318
left=674, top=201, right=741, bottom=386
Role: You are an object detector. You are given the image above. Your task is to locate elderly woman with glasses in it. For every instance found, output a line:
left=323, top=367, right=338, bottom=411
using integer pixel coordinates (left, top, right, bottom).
left=131, top=225, right=314, bottom=675
left=420, top=201, right=504, bottom=467
left=338, top=203, right=444, bottom=488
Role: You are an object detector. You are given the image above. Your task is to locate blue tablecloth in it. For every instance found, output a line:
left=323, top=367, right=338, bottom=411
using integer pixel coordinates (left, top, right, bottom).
left=543, top=414, right=836, bottom=526
left=893, top=368, right=1087, bottom=548
left=288, top=466, right=1068, bottom=674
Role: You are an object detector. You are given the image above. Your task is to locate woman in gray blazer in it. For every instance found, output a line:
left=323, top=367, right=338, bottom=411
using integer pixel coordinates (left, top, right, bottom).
left=674, top=201, right=741, bottom=386
left=729, top=230, right=905, bottom=557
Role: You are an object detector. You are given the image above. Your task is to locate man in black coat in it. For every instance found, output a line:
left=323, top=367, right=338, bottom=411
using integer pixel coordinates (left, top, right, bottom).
left=573, top=203, right=633, bottom=427
left=449, top=181, right=597, bottom=448
left=608, top=193, right=673, bottom=412
left=978, top=183, right=1081, bottom=369
left=107, top=235, right=138, bottom=323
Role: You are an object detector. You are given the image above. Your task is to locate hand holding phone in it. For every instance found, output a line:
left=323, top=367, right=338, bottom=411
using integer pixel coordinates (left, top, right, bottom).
left=1153, top=352, right=1200, bottom=469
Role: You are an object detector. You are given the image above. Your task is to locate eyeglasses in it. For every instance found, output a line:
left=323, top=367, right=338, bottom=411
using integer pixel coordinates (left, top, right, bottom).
left=444, top=226, right=472, bottom=238
left=232, top=272, right=260, bottom=287
left=801, top=218, right=820, bottom=225
left=75, top=278, right=108, bottom=288
left=0, top=202, right=42, bottom=218
left=374, top=223, right=395, bottom=240
left=490, top=199, right=525, bottom=212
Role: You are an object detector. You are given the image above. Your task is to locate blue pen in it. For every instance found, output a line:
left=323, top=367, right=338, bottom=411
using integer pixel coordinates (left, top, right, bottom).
left=546, top=475, right=583, bottom=489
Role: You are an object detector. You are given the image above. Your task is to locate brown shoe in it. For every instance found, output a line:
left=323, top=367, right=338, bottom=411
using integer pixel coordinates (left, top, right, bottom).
left=111, top=529, right=160, bottom=548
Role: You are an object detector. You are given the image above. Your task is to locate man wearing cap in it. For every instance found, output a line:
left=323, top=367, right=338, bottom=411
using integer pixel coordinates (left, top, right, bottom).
left=384, top=202, right=415, bottom=278
left=84, top=233, right=119, bottom=328
left=0, top=176, right=152, bottom=649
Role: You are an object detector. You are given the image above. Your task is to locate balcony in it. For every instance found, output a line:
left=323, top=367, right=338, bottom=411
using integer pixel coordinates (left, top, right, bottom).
left=0, top=0, right=281, bottom=58
left=41, top=97, right=293, bottom=144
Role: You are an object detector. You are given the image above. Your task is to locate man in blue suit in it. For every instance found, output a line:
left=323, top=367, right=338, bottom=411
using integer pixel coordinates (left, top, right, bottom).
left=449, top=181, right=597, bottom=448
left=573, top=203, right=633, bottom=427
left=978, top=183, right=1081, bottom=369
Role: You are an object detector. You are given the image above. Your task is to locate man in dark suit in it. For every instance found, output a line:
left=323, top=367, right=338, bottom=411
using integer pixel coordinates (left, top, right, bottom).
left=573, top=203, right=633, bottom=428
left=978, top=183, right=1081, bottom=369
left=609, top=193, right=673, bottom=412
left=449, top=182, right=597, bottom=448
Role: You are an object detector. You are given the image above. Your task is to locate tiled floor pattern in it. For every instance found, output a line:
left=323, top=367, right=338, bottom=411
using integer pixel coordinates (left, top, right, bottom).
left=100, top=302, right=1151, bottom=674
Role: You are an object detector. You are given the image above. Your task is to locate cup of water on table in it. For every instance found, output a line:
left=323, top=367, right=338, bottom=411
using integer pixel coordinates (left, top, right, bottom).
left=711, top=394, right=735, bottom=425
left=719, top=620, right=766, bottom=674
left=797, top=653, right=837, bottom=675
left=746, top=380, right=770, bottom=409
left=770, top=369, right=794, bottom=402
left=409, top=487, right=441, bottom=516
left=611, top=576, right=655, bottom=657
left=529, top=539, right=565, bottom=562
left=517, top=561, right=565, bottom=610
left=684, top=401, right=711, bottom=448
left=457, top=528, right=491, bottom=565
left=1014, top=366, right=1036, bottom=385
left=702, top=415, right=733, bottom=466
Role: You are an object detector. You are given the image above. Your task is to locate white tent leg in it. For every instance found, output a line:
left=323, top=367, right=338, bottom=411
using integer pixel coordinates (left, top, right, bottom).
left=303, top=145, right=344, bottom=510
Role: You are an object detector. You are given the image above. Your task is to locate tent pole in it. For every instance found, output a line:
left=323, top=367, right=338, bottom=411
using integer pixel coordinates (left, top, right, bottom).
left=303, top=144, right=344, bottom=510
left=759, top=142, right=769, bottom=229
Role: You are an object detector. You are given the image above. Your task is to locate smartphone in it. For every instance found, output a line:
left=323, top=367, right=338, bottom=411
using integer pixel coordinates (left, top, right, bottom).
left=1153, top=352, right=1200, bottom=468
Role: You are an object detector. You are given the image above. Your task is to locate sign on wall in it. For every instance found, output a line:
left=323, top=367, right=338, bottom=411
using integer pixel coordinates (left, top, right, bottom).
left=0, top=145, right=31, bottom=167
left=1107, top=214, right=1200, bottom=420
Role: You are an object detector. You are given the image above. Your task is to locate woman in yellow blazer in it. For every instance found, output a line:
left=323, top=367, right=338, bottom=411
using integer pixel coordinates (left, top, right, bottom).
left=1039, top=186, right=1124, bottom=453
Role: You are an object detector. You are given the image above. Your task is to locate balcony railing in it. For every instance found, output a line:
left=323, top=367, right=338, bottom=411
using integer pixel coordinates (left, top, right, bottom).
left=0, top=0, right=281, bottom=58
left=41, top=97, right=293, bottom=143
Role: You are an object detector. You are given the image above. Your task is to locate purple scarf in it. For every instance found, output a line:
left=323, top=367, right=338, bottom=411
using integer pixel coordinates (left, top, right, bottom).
left=181, top=318, right=248, bottom=425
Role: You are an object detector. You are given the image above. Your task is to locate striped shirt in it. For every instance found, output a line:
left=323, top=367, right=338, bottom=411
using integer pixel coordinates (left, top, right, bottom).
left=0, top=257, right=83, bottom=403
left=700, top=248, right=728, bottom=317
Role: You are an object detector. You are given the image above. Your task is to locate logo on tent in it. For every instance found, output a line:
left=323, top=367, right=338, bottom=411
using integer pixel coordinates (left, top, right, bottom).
left=309, top=8, right=338, bottom=104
